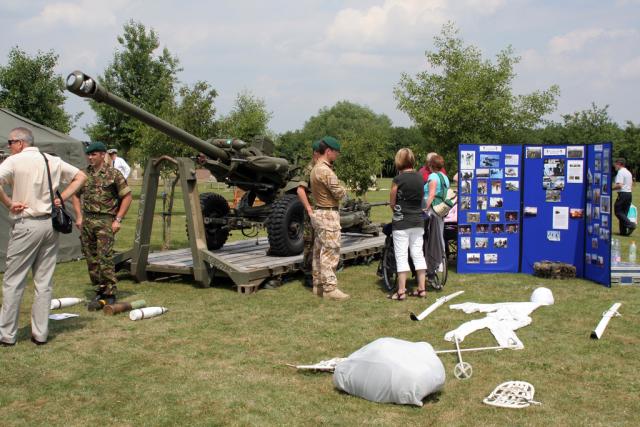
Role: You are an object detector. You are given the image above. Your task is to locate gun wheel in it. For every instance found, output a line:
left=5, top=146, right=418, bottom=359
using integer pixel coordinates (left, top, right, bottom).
left=200, top=192, right=230, bottom=250
left=267, top=194, right=304, bottom=256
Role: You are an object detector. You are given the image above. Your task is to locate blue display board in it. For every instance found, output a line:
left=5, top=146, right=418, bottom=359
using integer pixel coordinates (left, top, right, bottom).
left=584, top=143, right=612, bottom=286
left=521, top=145, right=587, bottom=276
left=457, top=144, right=522, bottom=273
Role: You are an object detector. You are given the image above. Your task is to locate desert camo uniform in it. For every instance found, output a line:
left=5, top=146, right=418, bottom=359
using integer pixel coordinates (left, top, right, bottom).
left=310, top=159, right=346, bottom=294
left=78, top=164, right=131, bottom=297
left=296, top=160, right=315, bottom=283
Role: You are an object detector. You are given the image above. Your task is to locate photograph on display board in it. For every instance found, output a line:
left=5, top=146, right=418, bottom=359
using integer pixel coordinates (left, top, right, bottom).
left=569, top=208, right=584, bottom=219
left=505, top=154, right=519, bottom=165
left=601, top=196, right=610, bottom=214
left=491, top=180, right=502, bottom=194
left=506, top=211, right=518, bottom=222
left=477, top=180, right=488, bottom=194
left=477, top=197, right=487, bottom=210
left=598, top=256, right=604, bottom=267
left=491, top=224, right=504, bottom=233
left=594, top=224, right=600, bottom=235
left=603, top=148, right=610, bottom=166
left=592, top=238, right=598, bottom=249
left=461, top=237, right=471, bottom=250
left=545, top=190, right=561, bottom=202
left=494, top=238, right=508, bottom=248
left=544, top=158, right=565, bottom=177
left=507, top=224, right=519, bottom=233
left=567, top=146, right=585, bottom=158
left=526, top=147, right=542, bottom=158
left=594, top=173, right=601, bottom=187
left=477, top=223, right=489, bottom=233
left=459, top=225, right=471, bottom=234
left=595, top=206, right=600, bottom=217
left=467, top=212, right=480, bottom=223
left=505, top=167, right=518, bottom=178
left=601, top=174, right=608, bottom=193
left=461, top=151, right=476, bottom=169
left=547, top=231, right=561, bottom=241
left=506, top=180, right=519, bottom=191
left=467, top=253, right=480, bottom=264
left=567, top=159, right=584, bottom=183
left=543, top=176, right=565, bottom=190
left=594, top=157, right=601, bottom=172
left=460, top=196, right=471, bottom=210
left=461, top=169, right=474, bottom=180
left=475, top=237, right=488, bottom=248
left=588, top=225, right=593, bottom=234
left=602, top=216, right=609, bottom=228
left=490, top=168, right=503, bottom=178
left=461, top=179, right=472, bottom=194
left=484, top=253, right=498, bottom=264
left=487, top=211, right=500, bottom=222
left=599, top=228, right=610, bottom=240
left=490, top=197, right=503, bottom=208
left=594, top=188, right=601, bottom=203
left=480, top=154, right=500, bottom=167
left=587, top=168, right=593, bottom=184
left=476, top=168, right=490, bottom=178
left=587, top=187, right=592, bottom=201
left=524, top=206, right=537, bottom=216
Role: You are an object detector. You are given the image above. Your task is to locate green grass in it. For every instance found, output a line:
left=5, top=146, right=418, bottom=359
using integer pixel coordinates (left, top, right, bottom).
left=1, top=178, right=639, bottom=426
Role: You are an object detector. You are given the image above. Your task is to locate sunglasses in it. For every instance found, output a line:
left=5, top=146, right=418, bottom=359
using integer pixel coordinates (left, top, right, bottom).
left=7, top=139, right=22, bottom=146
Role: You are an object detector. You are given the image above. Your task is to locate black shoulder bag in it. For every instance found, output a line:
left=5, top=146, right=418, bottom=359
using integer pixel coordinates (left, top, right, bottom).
left=42, top=152, right=73, bottom=234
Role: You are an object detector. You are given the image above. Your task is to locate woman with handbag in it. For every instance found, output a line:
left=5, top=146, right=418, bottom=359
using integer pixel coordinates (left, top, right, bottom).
left=423, top=154, right=449, bottom=289
left=388, top=148, right=427, bottom=301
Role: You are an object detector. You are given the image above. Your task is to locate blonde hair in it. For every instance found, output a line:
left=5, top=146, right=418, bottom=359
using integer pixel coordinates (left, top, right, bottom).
left=394, top=148, right=416, bottom=171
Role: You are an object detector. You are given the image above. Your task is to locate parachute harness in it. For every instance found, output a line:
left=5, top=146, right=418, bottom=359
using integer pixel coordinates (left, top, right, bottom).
left=483, top=381, right=541, bottom=408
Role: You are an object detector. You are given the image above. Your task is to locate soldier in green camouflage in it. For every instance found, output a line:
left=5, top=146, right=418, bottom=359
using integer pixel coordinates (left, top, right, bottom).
left=71, top=142, right=132, bottom=310
left=296, top=140, right=320, bottom=291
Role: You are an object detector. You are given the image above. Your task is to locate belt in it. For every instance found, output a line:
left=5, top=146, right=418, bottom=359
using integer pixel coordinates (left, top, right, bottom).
left=19, top=214, right=51, bottom=221
left=315, top=206, right=339, bottom=211
left=83, top=211, right=115, bottom=218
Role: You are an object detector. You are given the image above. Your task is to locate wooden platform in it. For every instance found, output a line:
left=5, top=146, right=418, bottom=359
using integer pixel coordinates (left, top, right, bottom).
left=143, top=233, right=386, bottom=292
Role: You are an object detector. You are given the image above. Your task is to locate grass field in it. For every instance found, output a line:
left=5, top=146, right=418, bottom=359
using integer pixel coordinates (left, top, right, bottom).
left=1, top=178, right=638, bottom=426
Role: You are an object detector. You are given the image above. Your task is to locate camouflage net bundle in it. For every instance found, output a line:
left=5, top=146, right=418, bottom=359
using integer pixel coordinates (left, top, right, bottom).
left=533, top=261, right=576, bottom=279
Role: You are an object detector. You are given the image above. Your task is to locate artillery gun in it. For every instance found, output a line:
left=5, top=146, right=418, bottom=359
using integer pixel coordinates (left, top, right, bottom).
left=66, top=70, right=381, bottom=256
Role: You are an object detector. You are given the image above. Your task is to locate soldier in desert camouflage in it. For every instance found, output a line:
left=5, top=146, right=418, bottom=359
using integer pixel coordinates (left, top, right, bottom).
left=296, top=140, right=320, bottom=291
left=72, top=142, right=132, bottom=310
left=310, top=136, right=349, bottom=301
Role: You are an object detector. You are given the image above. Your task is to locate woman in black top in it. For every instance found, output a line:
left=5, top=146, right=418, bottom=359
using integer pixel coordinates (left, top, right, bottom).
left=388, top=148, right=427, bottom=300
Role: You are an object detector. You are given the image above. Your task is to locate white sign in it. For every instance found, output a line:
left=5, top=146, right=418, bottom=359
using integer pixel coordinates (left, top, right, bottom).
left=480, top=145, right=502, bottom=152
left=544, top=148, right=566, bottom=156
left=567, top=160, right=584, bottom=183
left=552, top=206, right=569, bottom=230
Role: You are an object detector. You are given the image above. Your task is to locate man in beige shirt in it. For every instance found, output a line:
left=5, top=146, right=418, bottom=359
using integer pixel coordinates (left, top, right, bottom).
left=0, top=127, right=86, bottom=346
left=310, top=136, right=349, bottom=301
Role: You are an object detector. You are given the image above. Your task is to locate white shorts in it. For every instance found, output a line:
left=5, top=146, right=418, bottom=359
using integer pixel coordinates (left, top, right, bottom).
left=392, top=227, right=427, bottom=273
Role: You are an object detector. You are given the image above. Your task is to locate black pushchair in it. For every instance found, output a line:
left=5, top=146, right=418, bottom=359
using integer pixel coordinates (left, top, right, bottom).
left=377, top=218, right=451, bottom=292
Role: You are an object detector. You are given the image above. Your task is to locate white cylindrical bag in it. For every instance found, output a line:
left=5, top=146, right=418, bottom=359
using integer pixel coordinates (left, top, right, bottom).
left=50, top=297, right=84, bottom=310
left=129, top=307, right=168, bottom=321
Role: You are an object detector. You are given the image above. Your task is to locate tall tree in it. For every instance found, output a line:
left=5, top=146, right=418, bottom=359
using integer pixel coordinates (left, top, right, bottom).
left=86, top=20, right=181, bottom=160
left=560, top=103, right=621, bottom=145
left=298, top=101, right=392, bottom=196
left=0, top=47, right=75, bottom=133
left=394, top=23, right=559, bottom=168
left=218, top=91, right=272, bottom=141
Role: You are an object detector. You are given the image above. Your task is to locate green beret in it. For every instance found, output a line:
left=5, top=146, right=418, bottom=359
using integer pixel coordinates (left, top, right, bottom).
left=311, top=140, right=321, bottom=151
left=321, top=136, right=340, bottom=152
left=85, top=141, right=107, bottom=154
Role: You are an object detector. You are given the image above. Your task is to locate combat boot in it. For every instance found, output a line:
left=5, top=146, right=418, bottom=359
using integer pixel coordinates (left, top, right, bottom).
left=323, top=288, right=350, bottom=301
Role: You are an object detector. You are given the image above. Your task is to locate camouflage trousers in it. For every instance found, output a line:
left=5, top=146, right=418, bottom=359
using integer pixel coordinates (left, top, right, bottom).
left=302, top=211, right=315, bottom=278
left=312, top=209, right=341, bottom=292
left=81, top=215, right=117, bottom=296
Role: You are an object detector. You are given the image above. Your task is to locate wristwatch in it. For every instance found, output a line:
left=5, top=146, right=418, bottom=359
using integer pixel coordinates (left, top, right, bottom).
left=115, top=216, right=123, bottom=223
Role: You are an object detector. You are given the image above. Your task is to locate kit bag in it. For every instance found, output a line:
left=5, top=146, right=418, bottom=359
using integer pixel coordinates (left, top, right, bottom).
left=42, top=153, right=73, bottom=234
left=431, top=172, right=457, bottom=218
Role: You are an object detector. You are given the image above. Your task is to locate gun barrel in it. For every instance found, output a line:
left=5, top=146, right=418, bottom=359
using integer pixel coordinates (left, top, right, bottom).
left=66, top=70, right=229, bottom=161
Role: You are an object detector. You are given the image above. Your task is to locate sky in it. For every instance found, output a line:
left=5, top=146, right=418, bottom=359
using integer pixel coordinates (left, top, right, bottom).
left=1, top=0, right=639, bottom=141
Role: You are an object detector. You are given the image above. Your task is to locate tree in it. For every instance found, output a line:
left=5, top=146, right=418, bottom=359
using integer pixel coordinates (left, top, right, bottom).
left=560, top=103, right=622, bottom=146
left=394, top=23, right=559, bottom=169
left=218, top=91, right=273, bottom=141
left=297, top=101, right=392, bottom=196
left=618, top=121, right=640, bottom=178
left=86, top=20, right=181, bottom=160
left=0, top=47, right=75, bottom=133
left=384, top=126, right=428, bottom=177
left=274, top=130, right=306, bottom=164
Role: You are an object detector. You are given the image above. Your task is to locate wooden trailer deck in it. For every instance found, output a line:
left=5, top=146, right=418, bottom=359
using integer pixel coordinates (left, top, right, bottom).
left=139, top=233, right=386, bottom=293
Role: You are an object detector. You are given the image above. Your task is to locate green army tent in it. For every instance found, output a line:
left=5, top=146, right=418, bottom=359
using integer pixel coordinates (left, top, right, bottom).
left=0, top=108, right=87, bottom=272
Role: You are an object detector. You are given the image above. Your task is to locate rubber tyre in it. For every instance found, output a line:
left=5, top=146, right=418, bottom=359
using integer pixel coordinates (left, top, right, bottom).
left=200, top=192, right=230, bottom=250
left=266, top=194, right=304, bottom=256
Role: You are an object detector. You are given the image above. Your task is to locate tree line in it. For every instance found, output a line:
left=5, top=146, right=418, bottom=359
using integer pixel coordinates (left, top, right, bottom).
left=1, top=21, right=638, bottom=193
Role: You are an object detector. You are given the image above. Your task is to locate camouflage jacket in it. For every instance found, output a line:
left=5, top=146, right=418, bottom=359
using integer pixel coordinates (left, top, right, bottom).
left=79, top=164, right=131, bottom=216
left=295, top=160, right=315, bottom=203
left=310, top=160, right=346, bottom=208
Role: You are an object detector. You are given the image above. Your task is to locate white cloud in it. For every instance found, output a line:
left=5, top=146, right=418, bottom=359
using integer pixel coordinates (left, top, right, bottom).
left=20, top=0, right=127, bottom=30
left=549, top=28, right=637, bottom=54
left=620, top=56, right=640, bottom=78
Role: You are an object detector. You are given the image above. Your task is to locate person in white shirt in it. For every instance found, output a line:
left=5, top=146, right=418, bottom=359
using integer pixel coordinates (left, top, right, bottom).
left=0, top=127, right=86, bottom=346
left=613, top=158, right=635, bottom=236
left=107, top=148, right=131, bottom=179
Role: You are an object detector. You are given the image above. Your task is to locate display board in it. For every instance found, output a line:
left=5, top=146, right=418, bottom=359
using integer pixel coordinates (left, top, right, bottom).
left=457, top=145, right=523, bottom=273
left=584, top=143, right=613, bottom=286
left=521, top=145, right=587, bottom=277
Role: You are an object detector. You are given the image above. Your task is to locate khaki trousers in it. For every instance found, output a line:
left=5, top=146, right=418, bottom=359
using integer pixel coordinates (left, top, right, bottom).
left=0, top=216, right=58, bottom=343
